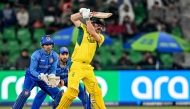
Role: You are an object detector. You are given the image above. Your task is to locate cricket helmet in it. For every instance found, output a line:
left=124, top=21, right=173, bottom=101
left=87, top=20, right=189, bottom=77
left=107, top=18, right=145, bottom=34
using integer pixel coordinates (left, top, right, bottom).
left=40, top=35, right=54, bottom=46
left=90, top=17, right=105, bottom=26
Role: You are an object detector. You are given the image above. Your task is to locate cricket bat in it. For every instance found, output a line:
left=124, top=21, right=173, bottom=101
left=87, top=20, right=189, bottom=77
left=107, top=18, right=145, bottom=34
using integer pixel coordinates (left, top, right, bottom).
left=90, top=12, right=112, bottom=18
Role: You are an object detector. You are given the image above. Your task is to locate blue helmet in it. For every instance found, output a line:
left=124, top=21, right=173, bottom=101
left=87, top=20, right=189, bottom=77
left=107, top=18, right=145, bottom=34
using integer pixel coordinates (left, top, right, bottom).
left=40, top=35, right=54, bottom=45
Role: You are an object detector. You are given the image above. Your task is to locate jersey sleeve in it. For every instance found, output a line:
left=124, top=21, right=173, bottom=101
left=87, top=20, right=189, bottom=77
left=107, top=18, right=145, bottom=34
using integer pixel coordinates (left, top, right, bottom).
left=49, top=53, right=58, bottom=75
left=30, top=51, right=40, bottom=77
left=66, top=58, right=71, bottom=67
left=59, top=75, right=68, bottom=86
left=98, top=34, right=105, bottom=47
left=62, top=58, right=71, bottom=86
left=63, top=77, right=68, bottom=86
left=78, top=23, right=86, bottom=30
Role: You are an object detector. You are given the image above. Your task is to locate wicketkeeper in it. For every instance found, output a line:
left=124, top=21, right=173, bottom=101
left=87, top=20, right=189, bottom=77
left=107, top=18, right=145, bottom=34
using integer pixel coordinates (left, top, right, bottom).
left=12, top=35, right=63, bottom=109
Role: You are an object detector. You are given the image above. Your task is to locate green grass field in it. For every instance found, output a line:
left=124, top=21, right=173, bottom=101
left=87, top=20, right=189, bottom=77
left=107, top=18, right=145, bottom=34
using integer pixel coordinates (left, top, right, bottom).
left=1, top=106, right=190, bottom=109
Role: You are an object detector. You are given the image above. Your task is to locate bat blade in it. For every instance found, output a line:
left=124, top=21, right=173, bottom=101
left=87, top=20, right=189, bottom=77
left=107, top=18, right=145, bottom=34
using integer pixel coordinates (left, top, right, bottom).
left=90, top=12, right=112, bottom=18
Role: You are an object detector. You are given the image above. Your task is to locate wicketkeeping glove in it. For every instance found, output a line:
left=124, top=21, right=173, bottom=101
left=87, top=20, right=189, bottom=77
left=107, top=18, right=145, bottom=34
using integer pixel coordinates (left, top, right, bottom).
left=38, top=73, right=49, bottom=84
left=48, top=74, right=60, bottom=88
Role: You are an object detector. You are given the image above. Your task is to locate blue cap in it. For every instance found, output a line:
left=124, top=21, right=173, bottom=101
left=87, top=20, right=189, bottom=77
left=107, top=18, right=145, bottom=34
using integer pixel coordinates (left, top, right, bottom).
left=59, top=47, right=69, bottom=54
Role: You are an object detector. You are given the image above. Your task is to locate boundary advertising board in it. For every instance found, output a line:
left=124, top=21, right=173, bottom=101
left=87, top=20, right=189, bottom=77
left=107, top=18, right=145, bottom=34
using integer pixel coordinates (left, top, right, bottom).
left=1, top=70, right=190, bottom=106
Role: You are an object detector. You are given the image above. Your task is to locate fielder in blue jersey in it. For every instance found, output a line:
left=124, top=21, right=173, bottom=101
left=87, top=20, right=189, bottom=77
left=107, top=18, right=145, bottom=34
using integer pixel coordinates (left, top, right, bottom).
left=12, top=35, right=64, bottom=109
left=31, top=47, right=90, bottom=109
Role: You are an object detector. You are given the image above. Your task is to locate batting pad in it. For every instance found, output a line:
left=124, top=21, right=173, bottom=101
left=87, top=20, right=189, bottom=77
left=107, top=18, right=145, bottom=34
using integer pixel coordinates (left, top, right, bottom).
left=56, top=87, right=79, bottom=109
left=91, top=83, right=106, bottom=109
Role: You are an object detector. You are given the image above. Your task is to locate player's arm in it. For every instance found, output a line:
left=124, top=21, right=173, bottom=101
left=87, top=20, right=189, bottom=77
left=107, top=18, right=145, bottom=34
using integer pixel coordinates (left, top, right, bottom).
left=49, top=53, right=58, bottom=75
left=86, top=21, right=101, bottom=43
left=30, top=51, right=40, bottom=77
left=59, top=59, right=70, bottom=87
left=57, top=79, right=65, bottom=88
left=70, top=8, right=88, bottom=27
left=70, top=13, right=82, bottom=27
left=82, top=9, right=101, bottom=43
left=97, top=34, right=105, bottom=47
left=63, top=77, right=68, bottom=86
left=59, top=74, right=68, bottom=87
left=30, top=51, right=49, bottom=84
left=60, top=73, right=68, bottom=86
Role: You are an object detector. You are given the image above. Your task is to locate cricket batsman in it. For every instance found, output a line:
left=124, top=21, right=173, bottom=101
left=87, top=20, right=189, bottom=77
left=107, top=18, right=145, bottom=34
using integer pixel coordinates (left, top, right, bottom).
left=56, top=8, right=106, bottom=109
left=12, top=35, right=63, bottom=109
left=31, top=47, right=90, bottom=109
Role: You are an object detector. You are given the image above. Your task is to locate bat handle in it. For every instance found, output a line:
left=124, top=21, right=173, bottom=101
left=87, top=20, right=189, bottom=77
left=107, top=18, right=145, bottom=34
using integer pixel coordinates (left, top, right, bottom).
left=90, top=12, right=97, bottom=15
left=90, top=12, right=98, bottom=17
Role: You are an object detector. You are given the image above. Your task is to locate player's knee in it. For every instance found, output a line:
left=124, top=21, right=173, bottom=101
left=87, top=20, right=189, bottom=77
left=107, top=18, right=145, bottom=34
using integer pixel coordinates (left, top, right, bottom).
left=92, top=83, right=102, bottom=95
left=21, top=89, right=31, bottom=97
left=66, top=87, right=79, bottom=100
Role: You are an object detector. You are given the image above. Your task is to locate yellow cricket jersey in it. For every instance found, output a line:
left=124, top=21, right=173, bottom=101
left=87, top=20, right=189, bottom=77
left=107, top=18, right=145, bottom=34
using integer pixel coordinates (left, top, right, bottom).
left=71, top=23, right=104, bottom=64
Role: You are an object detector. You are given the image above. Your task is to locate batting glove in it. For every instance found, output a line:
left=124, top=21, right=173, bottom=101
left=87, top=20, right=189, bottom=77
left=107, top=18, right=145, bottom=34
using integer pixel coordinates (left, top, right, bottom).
left=48, top=74, right=60, bottom=88
left=38, top=73, right=49, bottom=84
left=82, top=8, right=91, bottom=21
left=79, top=8, right=87, bottom=14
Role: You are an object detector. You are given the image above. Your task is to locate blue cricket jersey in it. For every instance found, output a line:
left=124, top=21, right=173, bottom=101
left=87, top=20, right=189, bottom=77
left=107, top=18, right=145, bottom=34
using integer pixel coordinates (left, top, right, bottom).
left=26, top=49, right=58, bottom=79
left=55, top=58, right=71, bottom=86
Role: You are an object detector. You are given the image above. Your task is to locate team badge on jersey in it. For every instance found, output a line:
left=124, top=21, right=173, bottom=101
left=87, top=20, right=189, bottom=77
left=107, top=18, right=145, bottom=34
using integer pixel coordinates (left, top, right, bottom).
left=49, top=58, right=53, bottom=63
left=72, top=72, right=75, bottom=77
left=87, top=36, right=95, bottom=43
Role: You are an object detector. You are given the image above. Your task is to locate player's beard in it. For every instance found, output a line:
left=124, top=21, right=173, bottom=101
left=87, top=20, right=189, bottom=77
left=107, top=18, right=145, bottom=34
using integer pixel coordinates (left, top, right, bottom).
left=93, top=23, right=102, bottom=33
left=43, top=46, right=52, bottom=54
left=96, top=28, right=102, bottom=33
left=61, top=58, right=67, bottom=64
left=46, top=47, right=52, bottom=51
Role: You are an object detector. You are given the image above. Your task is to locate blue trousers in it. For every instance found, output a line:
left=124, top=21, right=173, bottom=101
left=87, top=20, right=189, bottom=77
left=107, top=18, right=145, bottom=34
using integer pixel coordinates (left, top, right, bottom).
left=31, top=84, right=89, bottom=109
left=24, top=74, right=59, bottom=99
left=12, top=74, right=60, bottom=109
